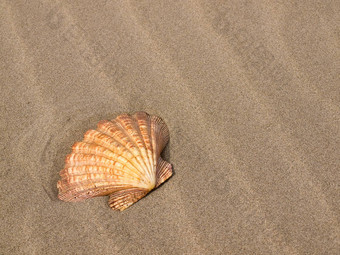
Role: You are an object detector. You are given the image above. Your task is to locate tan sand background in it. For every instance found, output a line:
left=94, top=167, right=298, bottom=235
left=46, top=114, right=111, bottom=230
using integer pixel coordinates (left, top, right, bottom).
left=1, top=1, right=339, bottom=254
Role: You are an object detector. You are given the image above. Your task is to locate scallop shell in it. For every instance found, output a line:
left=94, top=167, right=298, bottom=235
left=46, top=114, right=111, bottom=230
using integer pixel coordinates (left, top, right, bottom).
left=57, top=112, right=173, bottom=211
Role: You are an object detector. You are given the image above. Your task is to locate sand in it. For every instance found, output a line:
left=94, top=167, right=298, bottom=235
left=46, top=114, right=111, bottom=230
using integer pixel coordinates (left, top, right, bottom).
left=1, top=1, right=339, bottom=254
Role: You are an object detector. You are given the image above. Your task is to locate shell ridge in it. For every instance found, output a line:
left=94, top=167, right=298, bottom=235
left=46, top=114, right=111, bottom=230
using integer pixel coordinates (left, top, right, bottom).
left=71, top=142, right=137, bottom=168
left=61, top=168, right=143, bottom=185
left=68, top=143, right=144, bottom=181
left=148, top=115, right=157, bottom=170
left=64, top=153, right=149, bottom=186
left=150, top=116, right=162, bottom=169
left=111, top=118, right=152, bottom=185
left=83, top=130, right=140, bottom=167
left=129, top=114, right=154, bottom=182
left=97, top=121, right=150, bottom=180
left=108, top=187, right=149, bottom=211
left=134, top=112, right=156, bottom=185
left=133, top=112, right=155, bottom=181
left=60, top=166, right=143, bottom=183
left=155, top=157, right=173, bottom=187
left=65, top=153, right=121, bottom=168
left=114, top=114, right=152, bottom=178
left=58, top=184, right=135, bottom=202
left=64, top=154, right=148, bottom=185
left=128, top=113, right=156, bottom=184
left=149, top=116, right=170, bottom=183
left=63, top=177, right=141, bottom=189
left=85, top=129, right=149, bottom=184
left=59, top=178, right=135, bottom=192
left=151, top=116, right=170, bottom=152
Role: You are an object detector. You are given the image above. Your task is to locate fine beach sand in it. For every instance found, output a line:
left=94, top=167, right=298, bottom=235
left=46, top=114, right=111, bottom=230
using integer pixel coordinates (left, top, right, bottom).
left=1, top=1, right=339, bottom=254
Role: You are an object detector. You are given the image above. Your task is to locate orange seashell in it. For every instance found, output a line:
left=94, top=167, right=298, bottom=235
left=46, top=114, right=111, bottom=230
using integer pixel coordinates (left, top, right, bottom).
left=57, top=112, right=172, bottom=211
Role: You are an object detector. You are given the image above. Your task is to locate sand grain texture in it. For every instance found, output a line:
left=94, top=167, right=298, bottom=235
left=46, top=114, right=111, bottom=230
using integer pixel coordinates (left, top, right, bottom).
left=1, top=0, right=339, bottom=254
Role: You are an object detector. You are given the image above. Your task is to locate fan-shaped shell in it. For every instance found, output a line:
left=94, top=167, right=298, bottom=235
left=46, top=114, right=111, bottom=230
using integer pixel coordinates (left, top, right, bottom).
left=57, top=112, right=173, bottom=211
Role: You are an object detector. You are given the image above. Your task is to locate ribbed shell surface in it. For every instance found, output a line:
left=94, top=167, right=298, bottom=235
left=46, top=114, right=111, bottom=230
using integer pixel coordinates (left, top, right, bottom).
left=57, top=112, right=172, bottom=211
